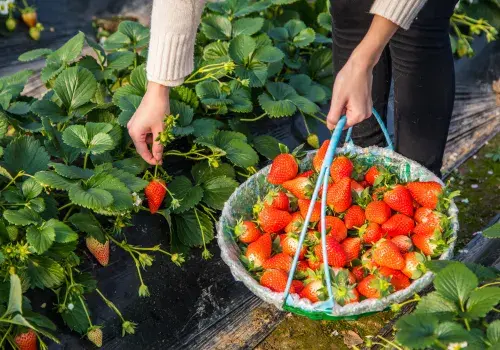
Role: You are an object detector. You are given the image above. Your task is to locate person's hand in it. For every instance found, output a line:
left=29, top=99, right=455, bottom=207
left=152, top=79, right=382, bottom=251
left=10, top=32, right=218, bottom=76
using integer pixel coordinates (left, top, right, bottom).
left=127, top=82, right=170, bottom=165
left=326, top=53, right=374, bottom=130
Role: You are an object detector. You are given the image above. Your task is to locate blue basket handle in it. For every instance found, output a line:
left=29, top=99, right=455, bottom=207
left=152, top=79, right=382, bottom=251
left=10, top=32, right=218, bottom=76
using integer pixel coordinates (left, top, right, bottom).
left=345, top=108, right=394, bottom=151
left=282, top=108, right=391, bottom=311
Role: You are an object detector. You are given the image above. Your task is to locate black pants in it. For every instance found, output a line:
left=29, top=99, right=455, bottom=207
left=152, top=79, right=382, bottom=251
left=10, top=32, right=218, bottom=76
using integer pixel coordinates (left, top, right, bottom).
left=330, top=0, right=458, bottom=176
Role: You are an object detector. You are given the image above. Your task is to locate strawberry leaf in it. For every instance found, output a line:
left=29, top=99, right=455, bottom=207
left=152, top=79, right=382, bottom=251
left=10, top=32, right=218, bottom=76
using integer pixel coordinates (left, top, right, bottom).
left=433, top=263, right=478, bottom=305
left=487, top=320, right=500, bottom=346
left=53, top=67, right=97, bottom=113
left=201, top=15, right=232, bottom=40
left=44, top=219, right=78, bottom=243
left=252, top=135, right=281, bottom=160
left=191, top=161, right=235, bottom=185
left=232, top=17, right=264, bottom=37
left=68, top=212, right=105, bottom=243
left=202, top=176, right=239, bottom=210
left=34, top=171, right=75, bottom=191
left=434, top=322, right=471, bottom=344
left=26, top=225, right=55, bottom=254
left=4, top=136, right=50, bottom=176
left=18, top=48, right=53, bottom=62
left=6, top=274, right=22, bottom=316
left=4, top=208, right=41, bottom=226
left=414, top=291, right=458, bottom=318
left=482, top=222, right=500, bottom=238
left=27, top=256, right=65, bottom=289
left=22, top=178, right=43, bottom=200
left=108, top=168, right=148, bottom=192
left=167, top=176, right=204, bottom=214
left=173, top=209, right=214, bottom=247
left=68, top=183, right=114, bottom=210
left=60, top=294, right=90, bottom=334
left=464, top=287, right=500, bottom=320
left=50, top=163, right=94, bottom=180
left=317, top=12, right=332, bottom=31
left=395, top=314, right=438, bottom=348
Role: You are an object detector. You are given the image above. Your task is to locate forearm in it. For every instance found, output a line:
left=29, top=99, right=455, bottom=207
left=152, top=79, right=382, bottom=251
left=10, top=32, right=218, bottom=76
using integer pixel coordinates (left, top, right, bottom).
left=349, top=15, right=399, bottom=69
left=147, top=0, right=206, bottom=87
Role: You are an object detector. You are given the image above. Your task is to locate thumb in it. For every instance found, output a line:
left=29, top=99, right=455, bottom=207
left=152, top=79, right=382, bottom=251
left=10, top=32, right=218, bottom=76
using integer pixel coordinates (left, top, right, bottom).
left=151, top=123, right=165, bottom=164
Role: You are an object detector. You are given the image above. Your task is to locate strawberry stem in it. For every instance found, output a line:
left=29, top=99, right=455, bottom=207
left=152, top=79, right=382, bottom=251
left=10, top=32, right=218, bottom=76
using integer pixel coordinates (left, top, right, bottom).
left=377, top=335, right=404, bottom=350
left=0, top=325, right=12, bottom=348
left=95, top=288, right=126, bottom=323
left=194, top=208, right=212, bottom=260
left=78, top=296, right=93, bottom=327
left=240, top=113, right=267, bottom=122
left=154, top=163, right=158, bottom=178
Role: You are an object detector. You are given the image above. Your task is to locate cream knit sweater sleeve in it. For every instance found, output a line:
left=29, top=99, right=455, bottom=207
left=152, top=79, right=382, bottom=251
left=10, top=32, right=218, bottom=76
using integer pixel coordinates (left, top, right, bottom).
left=147, top=0, right=206, bottom=86
left=146, top=0, right=427, bottom=87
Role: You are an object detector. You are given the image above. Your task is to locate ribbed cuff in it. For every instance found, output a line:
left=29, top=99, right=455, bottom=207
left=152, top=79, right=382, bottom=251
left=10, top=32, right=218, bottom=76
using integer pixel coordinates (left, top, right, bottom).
left=370, top=0, right=428, bottom=30
left=146, top=32, right=194, bottom=87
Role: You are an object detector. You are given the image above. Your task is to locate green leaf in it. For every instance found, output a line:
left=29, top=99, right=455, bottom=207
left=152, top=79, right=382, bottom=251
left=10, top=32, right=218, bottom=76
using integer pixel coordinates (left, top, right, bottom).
left=487, top=320, right=500, bottom=345
left=291, top=95, right=320, bottom=115
left=191, top=162, right=235, bottom=185
left=435, top=322, right=471, bottom=344
left=170, top=100, right=194, bottom=126
left=228, top=80, right=252, bottom=113
left=41, top=63, right=64, bottom=83
left=18, top=48, right=53, bottom=62
left=308, top=48, right=333, bottom=86
left=34, top=171, right=74, bottom=190
left=254, top=45, right=284, bottom=63
left=28, top=197, right=46, bottom=213
left=425, top=260, right=499, bottom=282
left=61, top=296, right=90, bottom=334
left=31, top=100, right=68, bottom=123
left=24, top=311, right=57, bottom=331
left=173, top=209, right=214, bottom=247
left=4, top=208, right=40, bottom=226
left=285, top=19, right=306, bottom=37
left=106, top=51, right=135, bottom=71
left=395, top=314, right=438, bottom=348
left=8, top=101, right=31, bottom=115
left=47, top=32, right=85, bottom=64
left=202, top=15, right=232, bottom=40
left=27, top=256, right=65, bottom=289
left=235, top=61, right=268, bottom=87
left=0, top=112, right=9, bottom=140
left=0, top=165, right=12, bottom=180
left=222, top=139, right=259, bottom=168
left=68, top=183, right=114, bottom=210
left=258, top=82, right=298, bottom=117
left=22, top=178, right=43, bottom=200
left=88, top=133, right=114, bottom=154
left=62, top=125, right=88, bottom=150
left=483, top=222, right=500, bottom=238
left=203, top=41, right=230, bottom=61
left=109, top=168, right=148, bottom=192
left=4, top=136, right=50, bottom=175
left=26, top=225, right=56, bottom=254
left=103, top=31, right=131, bottom=51
left=44, top=219, right=78, bottom=243
left=117, top=21, right=150, bottom=48
left=113, top=157, right=148, bottom=175
left=116, top=94, right=142, bottom=126
left=414, top=291, right=458, bottom=316
left=229, top=35, right=256, bottom=64
left=464, top=287, right=500, bottom=319
left=6, top=274, right=22, bottom=316
left=196, top=80, right=232, bottom=107
left=293, top=28, right=315, bottom=47
left=202, top=176, right=238, bottom=210
left=434, top=263, right=478, bottom=305
left=68, top=212, right=105, bottom=243
left=168, top=176, right=204, bottom=214
left=50, top=163, right=93, bottom=180
left=317, top=12, right=332, bottom=31
left=53, top=67, right=97, bottom=112
left=289, top=74, right=327, bottom=103
left=192, top=118, right=224, bottom=138
left=86, top=36, right=106, bottom=65
left=252, top=135, right=281, bottom=159
left=170, top=86, right=199, bottom=109
left=233, top=17, right=264, bottom=36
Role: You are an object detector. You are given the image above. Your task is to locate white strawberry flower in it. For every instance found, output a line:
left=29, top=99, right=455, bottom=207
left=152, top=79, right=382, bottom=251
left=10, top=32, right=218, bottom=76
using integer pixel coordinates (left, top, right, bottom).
left=132, top=192, right=142, bottom=207
left=0, top=3, right=9, bottom=15
left=447, top=342, right=467, bottom=350
left=67, top=303, right=74, bottom=310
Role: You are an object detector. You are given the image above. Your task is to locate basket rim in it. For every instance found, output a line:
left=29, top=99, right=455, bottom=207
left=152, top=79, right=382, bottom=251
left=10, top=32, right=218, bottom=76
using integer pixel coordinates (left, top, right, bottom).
left=217, top=144, right=459, bottom=316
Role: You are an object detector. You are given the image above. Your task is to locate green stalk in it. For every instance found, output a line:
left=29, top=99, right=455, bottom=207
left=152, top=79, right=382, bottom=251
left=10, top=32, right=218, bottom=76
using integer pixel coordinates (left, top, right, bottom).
left=83, top=152, right=89, bottom=169
left=95, top=289, right=125, bottom=322
left=240, top=113, right=267, bottom=122
left=0, top=324, right=12, bottom=348
left=78, top=296, right=93, bottom=327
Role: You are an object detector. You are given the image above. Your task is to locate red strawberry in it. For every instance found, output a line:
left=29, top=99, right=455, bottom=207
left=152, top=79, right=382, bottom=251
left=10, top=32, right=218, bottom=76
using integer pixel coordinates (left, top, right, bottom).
left=413, top=222, right=440, bottom=236
left=282, top=234, right=307, bottom=260
left=330, top=156, right=353, bottom=183
left=145, top=179, right=166, bottom=214
left=325, top=216, right=347, bottom=242
left=383, top=185, right=414, bottom=217
left=298, top=199, right=321, bottom=222
left=351, top=265, right=366, bottom=282
left=87, top=328, right=103, bottom=347
left=297, top=260, right=309, bottom=273
left=282, top=177, right=313, bottom=200
left=246, top=233, right=272, bottom=268
left=285, top=212, right=304, bottom=234
left=406, top=181, right=443, bottom=209
left=267, top=154, right=298, bottom=185
left=326, top=177, right=352, bottom=213
left=372, top=240, right=405, bottom=270
left=258, top=206, right=292, bottom=233
left=264, top=190, right=289, bottom=211
left=22, top=11, right=37, bottom=28
left=382, top=213, right=415, bottom=237
left=235, top=220, right=261, bottom=244
left=306, top=252, right=322, bottom=270
left=412, top=230, right=443, bottom=256
left=262, top=253, right=293, bottom=272
left=361, top=249, right=378, bottom=271
left=378, top=267, right=411, bottom=291
left=402, top=252, right=426, bottom=279
left=86, top=237, right=109, bottom=266
left=365, top=166, right=381, bottom=186
left=15, top=329, right=37, bottom=350
left=365, top=201, right=392, bottom=224
left=344, top=205, right=366, bottom=229
left=300, top=279, right=325, bottom=302
left=358, top=222, right=384, bottom=245
left=260, top=269, right=294, bottom=293
left=297, top=170, right=314, bottom=178
left=357, top=275, right=393, bottom=299
left=341, top=237, right=361, bottom=262
left=372, top=186, right=387, bottom=201
left=292, top=280, right=305, bottom=293
left=313, top=140, right=330, bottom=172
left=414, top=207, right=440, bottom=225
left=314, top=236, right=347, bottom=267
left=351, top=180, right=365, bottom=194
left=331, top=267, right=357, bottom=285
left=391, top=235, right=413, bottom=254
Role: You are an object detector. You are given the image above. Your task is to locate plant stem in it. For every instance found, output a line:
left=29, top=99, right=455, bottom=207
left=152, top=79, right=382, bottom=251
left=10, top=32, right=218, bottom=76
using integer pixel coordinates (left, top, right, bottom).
left=58, top=202, right=73, bottom=211
left=1, top=172, right=23, bottom=192
left=240, top=113, right=267, bottom=122
left=0, top=324, right=12, bottom=348
left=78, top=296, right=93, bottom=327
left=194, top=208, right=211, bottom=259
left=464, top=318, right=471, bottom=331
left=300, top=111, right=311, bottom=135
left=309, top=113, right=327, bottom=125
left=479, top=281, right=500, bottom=289
left=83, top=153, right=89, bottom=169
left=95, top=288, right=125, bottom=322
left=434, top=339, right=447, bottom=350
left=63, top=206, right=74, bottom=221
left=377, top=335, right=403, bottom=350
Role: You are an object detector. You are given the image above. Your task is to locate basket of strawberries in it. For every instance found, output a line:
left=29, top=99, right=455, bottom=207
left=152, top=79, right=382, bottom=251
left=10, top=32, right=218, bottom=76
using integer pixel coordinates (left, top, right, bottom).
left=217, top=111, right=459, bottom=320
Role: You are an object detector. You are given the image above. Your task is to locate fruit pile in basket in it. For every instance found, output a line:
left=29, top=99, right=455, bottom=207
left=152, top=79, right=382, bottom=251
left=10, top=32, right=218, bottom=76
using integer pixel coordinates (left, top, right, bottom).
left=235, top=141, right=457, bottom=305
